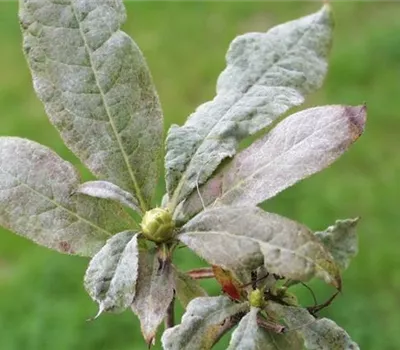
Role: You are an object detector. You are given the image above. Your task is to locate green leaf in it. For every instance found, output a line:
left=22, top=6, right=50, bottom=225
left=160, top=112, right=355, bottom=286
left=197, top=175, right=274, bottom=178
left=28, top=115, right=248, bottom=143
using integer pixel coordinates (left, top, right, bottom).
left=174, top=267, right=207, bottom=309
left=315, top=218, right=359, bottom=271
left=165, top=5, right=333, bottom=209
left=19, top=0, right=163, bottom=211
left=228, top=307, right=303, bottom=350
left=131, top=249, right=175, bottom=345
left=84, top=231, right=139, bottom=316
left=0, top=137, right=135, bottom=257
left=182, top=105, right=366, bottom=219
left=76, top=180, right=141, bottom=214
left=161, top=296, right=249, bottom=350
left=268, top=303, right=359, bottom=350
left=179, top=207, right=341, bottom=289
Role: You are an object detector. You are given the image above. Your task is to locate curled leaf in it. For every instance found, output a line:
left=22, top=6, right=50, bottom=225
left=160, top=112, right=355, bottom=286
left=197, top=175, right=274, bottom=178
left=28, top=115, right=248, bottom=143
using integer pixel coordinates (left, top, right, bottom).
left=315, top=218, right=359, bottom=271
left=84, top=231, right=139, bottom=316
left=20, top=0, right=163, bottom=210
left=131, top=249, right=175, bottom=345
left=0, top=137, right=134, bottom=257
left=179, top=206, right=341, bottom=289
left=76, top=181, right=141, bottom=214
left=161, top=296, right=249, bottom=350
left=165, top=5, right=333, bottom=208
left=182, top=105, right=367, bottom=220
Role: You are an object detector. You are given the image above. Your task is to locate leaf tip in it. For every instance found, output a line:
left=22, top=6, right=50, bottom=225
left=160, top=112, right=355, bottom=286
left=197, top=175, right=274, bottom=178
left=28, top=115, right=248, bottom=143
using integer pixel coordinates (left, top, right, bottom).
left=346, top=104, right=367, bottom=141
left=86, top=305, right=105, bottom=322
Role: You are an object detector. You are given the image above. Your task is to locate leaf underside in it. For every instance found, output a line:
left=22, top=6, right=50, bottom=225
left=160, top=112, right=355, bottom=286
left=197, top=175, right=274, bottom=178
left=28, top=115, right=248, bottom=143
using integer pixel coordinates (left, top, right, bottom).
left=182, top=105, right=366, bottom=220
left=165, top=5, right=333, bottom=209
left=84, top=231, right=139, bottom=315
left=131, top=248, right=175, bottom=345
left=179, top=206, right=341, bottom=288
left=0, top=137, right=135, bottom=257
left=161, top=296, right=249, bottom=350
left=268, top=303, right=360, bottom=350
left=19, top=0, right=163, bottom=210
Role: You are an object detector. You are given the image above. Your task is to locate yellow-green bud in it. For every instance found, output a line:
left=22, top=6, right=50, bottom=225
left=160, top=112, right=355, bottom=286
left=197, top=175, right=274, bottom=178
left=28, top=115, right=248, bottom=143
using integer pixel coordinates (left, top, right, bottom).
left=140, top=208, right=175, bottom=243
left=249, top=289, right=265, bottom=308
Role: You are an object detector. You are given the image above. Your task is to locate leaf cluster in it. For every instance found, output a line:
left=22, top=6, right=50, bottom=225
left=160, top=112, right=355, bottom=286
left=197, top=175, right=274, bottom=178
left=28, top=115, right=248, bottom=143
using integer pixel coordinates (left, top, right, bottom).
left=0, top=1, right=366, bottom=349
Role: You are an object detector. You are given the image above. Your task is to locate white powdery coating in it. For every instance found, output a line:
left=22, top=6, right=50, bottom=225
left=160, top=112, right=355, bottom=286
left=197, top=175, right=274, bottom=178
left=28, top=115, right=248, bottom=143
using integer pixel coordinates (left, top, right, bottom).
left=20, top=0, right=163, bottom=208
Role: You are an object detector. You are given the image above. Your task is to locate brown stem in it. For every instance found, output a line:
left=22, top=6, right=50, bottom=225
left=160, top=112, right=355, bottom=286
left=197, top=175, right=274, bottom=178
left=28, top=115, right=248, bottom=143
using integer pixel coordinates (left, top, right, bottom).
left=257, top=316, right=286, bottom=334
left=187, top=267, right=214, bottom=280
left=307, top=291, right=339, bottom=316
left=164, top=295, right=175, bottom=329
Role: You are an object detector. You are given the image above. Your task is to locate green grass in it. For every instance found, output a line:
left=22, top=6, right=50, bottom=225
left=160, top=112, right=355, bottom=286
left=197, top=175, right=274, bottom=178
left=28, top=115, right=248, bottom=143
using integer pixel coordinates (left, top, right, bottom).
left=1, top=2, right=400, bottom=349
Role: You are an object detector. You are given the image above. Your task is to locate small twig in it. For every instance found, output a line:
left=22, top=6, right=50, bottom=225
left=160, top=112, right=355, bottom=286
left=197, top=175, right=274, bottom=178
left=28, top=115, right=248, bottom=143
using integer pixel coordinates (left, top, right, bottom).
left=187, top=267, right=215, bottom=280
left=257, top=315, right=286, bottom=334
left=307, top=291, right=339, bottom=316
left=241, top=272, right=270, bottom=289
left=299, top=281, right=318, bottom=307
left=164, top=295, right=175, bottom=329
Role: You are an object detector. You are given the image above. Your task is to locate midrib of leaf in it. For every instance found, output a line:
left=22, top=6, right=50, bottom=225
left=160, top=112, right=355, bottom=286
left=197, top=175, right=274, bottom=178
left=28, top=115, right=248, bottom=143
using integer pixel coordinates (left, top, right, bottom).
left=2, top=169, right=113, bottom=237
left=170, top=15, right=321, bottom=210
left=186, top=231, right=332, bottom=278
left=218, top=118, right=343, bottom=203
left=69, top=3, right=148, bottom=213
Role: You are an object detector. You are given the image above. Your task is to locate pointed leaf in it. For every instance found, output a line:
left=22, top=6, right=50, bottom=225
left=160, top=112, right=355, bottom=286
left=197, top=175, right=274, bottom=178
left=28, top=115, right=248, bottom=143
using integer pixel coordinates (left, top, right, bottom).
left=174, top=267, right=207, bottom=309
left=0, top=137, right=135, bottom=257
left=182, top=105, right=366, bottom=218
left=166, top=6, right=333, bottom=208
left=84, top=231, right=139, bottom=315
left=269, top=303, right=359, bottom=350
left=179, top=207, right=341, bottom=288
left=20, top=0, right=163, bottom=210
left=131, top=249, right=175, bottom=345
left=162, top=296, right=249, bottom=350
left=76, top=180, right=141, bottom=214
left=228, top=307, right=303, bottom=350
left=315, top=218, right=359, bottom=271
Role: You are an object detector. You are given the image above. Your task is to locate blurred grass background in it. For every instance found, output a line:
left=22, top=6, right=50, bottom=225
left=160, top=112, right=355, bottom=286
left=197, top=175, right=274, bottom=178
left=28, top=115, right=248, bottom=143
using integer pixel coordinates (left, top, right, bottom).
left=0, top=1, right=399, bottom=349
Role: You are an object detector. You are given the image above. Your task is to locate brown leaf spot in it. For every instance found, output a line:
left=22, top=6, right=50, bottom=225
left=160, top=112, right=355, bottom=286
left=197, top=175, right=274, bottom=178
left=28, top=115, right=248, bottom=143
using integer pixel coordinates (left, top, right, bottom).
left=346, top=104, right=367, bottom=141
left=59, top=241, right=74, bottom=254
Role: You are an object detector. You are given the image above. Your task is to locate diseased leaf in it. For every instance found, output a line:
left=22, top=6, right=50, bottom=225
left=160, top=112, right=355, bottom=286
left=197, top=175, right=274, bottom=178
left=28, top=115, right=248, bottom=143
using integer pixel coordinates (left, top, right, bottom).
left=182, top=105, right=367, bottom=218
left=179, top=207, right=341, bottom=289
left=0, top=137, right=135, bottom=257
left=20, top=0, right=163, bottom=211
left=76, top=180, right=141, bottom=214
left=228, top=307, right=303, bottom=350
left=165, top=6, right=333, bottom=209
left=174, top=267, right=207, bottom=309
left=131, top=249, right=175, bottom=345
left=161, top=296, right=249, bottom=350
left=84, top=231, right=139, bottom=316
left=315, top=218, right=359, bottom=271
left=212, top=265, right=242, bottom=301
left=268, top=303, right=359, bottom=350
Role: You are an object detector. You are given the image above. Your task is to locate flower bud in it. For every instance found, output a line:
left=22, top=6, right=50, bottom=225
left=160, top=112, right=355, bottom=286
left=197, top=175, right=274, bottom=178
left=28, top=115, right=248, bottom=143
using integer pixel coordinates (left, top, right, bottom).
left=140, top=208, right=175, bottom=243
left=249, top=289, right=265, bottom=308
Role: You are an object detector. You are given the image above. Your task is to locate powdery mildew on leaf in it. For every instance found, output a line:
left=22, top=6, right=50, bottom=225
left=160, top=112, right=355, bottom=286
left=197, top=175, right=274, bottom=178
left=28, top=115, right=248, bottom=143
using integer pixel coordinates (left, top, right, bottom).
left=131, top=249, right=175, bottom=345
left=0, top=137, right=134, bottom=257
left=19, top=0, right=163, bottom=210
left=77, top=180, right=141, bottom=214
left=315, top=218, right=359, bottom=271
left=174, top=267, right=207, bottom=309
left=179, top=206, right=341, bottom=288
left=165, top=6, right=333, bottom=208
left=228, top=307, right=303, bottom=350
left=182, top=105, right=366, bottom=219
left=161, top=296, right=249, bottom=350
left=268, top=303, right=360, bottom=350
left=84, top=231, right=139, bottom=315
